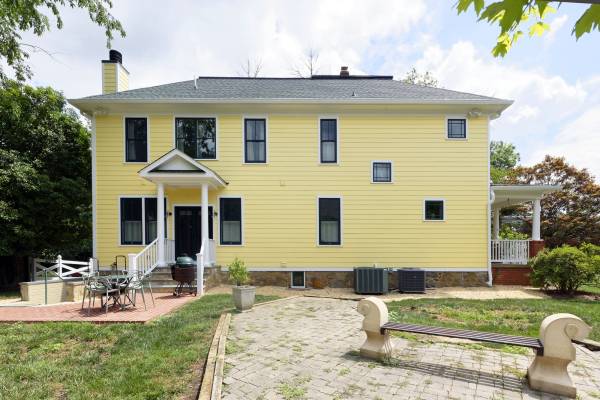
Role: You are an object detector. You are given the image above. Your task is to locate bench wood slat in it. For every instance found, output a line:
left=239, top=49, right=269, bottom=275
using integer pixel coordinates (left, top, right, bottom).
left=381, top=322, right=543, bottom=355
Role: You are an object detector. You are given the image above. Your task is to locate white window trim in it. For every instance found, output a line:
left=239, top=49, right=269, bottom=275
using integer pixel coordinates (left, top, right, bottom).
left=171, top=203, right=215, bottom=245
left=371, top=160, right=394, bottom=184
left=217, top=195, right=244, bottom=246
left=172, top=115, right=219, bottom=161
left=242, top=115, right=269, bottom=164
left=316, top=195, right=343, bottom=246
left=118, top=195, right=167, bottom=247
left=290, top=271, right=306, bottom=289
left=423, top=198, right=446, bottom=222
left=318, top=116, right=340, bottom=165
left=123, top=115, right=150, bottom=164
left=445, top=115, right=468, bottom=140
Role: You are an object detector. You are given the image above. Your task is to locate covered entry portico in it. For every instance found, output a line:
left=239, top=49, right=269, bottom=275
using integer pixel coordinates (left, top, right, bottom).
left=490, top=184, right=561, bottom=264
left=135, top=149, right=227, bottom=274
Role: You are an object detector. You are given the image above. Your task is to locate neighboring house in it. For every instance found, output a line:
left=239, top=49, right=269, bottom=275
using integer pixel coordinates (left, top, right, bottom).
left=70, top=50, right=556, bottom=290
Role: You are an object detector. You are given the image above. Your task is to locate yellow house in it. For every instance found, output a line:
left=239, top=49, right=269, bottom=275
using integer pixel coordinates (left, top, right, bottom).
left=70, top=50, right=533, bottom=290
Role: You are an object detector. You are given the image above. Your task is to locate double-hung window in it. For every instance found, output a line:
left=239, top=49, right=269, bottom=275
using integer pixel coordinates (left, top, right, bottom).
left=320, top=119, right=337, bottom=163
left=220, top=198, right=242, bottom=245
left=120, top=197, right=167, bottom=245
left=372, top=161, right=392, bottom=183
left=447, top=118, right=467, bottom=139
left=175, top=117, right=216, bottom=159
left=125, top=118, right=148, bottom=162
left=244, top=118, right=266, bottom=163
left=318, top=197, right=341, bottom=245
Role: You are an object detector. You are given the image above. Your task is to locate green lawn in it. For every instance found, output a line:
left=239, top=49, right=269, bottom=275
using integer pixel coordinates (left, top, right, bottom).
left=581, top=285, right=600, bottom=295
left=387, top=298, right=600, bottom=344
left=0, top=294, right=277, bottom=400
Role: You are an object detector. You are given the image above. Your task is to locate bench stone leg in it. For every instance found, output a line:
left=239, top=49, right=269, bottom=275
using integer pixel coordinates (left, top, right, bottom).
left=527, top=313, right=591, bottom=398
left=357, top=297, right=393, bottom=360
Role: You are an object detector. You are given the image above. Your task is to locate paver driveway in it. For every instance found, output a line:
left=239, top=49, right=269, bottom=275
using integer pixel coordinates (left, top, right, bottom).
left=223, top=297, right=600, bottom=400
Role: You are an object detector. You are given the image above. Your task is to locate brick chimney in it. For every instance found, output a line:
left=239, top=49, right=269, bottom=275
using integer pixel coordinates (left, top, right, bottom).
left=340, top=66, right=350, bottom=77
left=101, top=50, right=129, bottom=94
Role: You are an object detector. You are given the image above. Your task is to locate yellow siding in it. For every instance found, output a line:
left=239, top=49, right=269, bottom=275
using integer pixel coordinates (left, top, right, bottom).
left=102, top=63, right=117, bottom=94
left=95, top=113, right=489, bottom=270
left=117, top=64, right=129, bottom=92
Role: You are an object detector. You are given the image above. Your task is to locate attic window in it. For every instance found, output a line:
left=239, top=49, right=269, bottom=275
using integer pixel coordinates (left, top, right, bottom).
left=447, top=118, right=467, bottom=139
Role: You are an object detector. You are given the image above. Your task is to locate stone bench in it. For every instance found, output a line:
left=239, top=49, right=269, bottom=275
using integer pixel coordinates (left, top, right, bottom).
left=357, top=297, right=591, bottom=398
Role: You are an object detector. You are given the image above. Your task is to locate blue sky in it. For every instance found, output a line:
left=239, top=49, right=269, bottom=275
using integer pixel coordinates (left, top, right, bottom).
left=18, top=0, right=600, bottom=179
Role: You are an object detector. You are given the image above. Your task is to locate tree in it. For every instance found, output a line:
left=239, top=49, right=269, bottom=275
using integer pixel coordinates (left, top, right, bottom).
left=507, top=156, right=600, bottom=248
left=456, top=0, right=600, bottom=57
left=401, top=68, right=438, bottom=87
left=291, top=48, right=320, bottom=78
left=0, top=0, right=125, bottom=81
left=0, top=80, right=91, bottom=258
left=240, top=57, right=263, bottom=78
left=490, top=140, right=520, bottom=183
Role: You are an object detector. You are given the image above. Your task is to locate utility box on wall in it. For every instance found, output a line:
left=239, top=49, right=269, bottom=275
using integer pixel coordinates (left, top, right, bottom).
left=354, top=267, right=389, bottom=294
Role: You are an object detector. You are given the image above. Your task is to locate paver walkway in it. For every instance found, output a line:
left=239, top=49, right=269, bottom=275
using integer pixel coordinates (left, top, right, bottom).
left=0, top=293, right=196, bottom=323
left=223, top=297, right=600, bottom=400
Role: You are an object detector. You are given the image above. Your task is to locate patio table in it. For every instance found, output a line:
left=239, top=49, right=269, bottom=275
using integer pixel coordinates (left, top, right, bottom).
left=103, top=274, right=133, bottom=309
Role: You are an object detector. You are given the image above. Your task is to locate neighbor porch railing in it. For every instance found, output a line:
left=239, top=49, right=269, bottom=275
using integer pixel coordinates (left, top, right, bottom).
left=33, top=256, right=95, bottom=280
left=491, top=240, right=530, bottom=265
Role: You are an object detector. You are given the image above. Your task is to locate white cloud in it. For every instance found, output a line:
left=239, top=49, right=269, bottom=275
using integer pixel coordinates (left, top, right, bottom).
left=18, top=0, right=427, bottom=97
left=526, top=106, right=600, bottom=179
left=545, top=15, right=569, bottom=43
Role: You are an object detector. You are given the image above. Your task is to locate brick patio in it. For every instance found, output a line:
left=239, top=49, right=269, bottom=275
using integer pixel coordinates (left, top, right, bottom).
left=0, top=293, right=197, bottom=323
left=223, top=297, right=600, bottom=400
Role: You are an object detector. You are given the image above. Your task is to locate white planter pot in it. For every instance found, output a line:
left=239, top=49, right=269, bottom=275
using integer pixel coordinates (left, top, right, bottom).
left=232, top=286, right=256, bottom=311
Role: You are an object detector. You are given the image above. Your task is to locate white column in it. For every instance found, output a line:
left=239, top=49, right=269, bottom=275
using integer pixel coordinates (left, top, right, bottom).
left=532, top=198, right=541, bottom=240
left=493, top=207, right=500, bottom=240
left=198, top=183, right=209, bottom=294
left=157, top=183, right=165, bottom=265
left=201, top=184, right=209, bottom=250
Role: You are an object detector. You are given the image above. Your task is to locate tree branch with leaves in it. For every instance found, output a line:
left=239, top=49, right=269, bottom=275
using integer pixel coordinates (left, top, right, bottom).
left=456, top=0, right=600, bottom=57
left=0, top=0, right=125, bottom=81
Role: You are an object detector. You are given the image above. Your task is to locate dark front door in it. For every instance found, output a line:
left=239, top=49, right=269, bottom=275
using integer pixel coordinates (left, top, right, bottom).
left=174, top=206, right=213, bottom=259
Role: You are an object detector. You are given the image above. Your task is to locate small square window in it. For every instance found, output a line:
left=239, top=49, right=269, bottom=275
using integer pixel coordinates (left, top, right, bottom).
left=291, top=271, right=305, bottom=288
left=447, top=118, right=466, bottom=139
left=424, top=200, right=445, bottom=221
left=372, top=162, right=392, bottom=183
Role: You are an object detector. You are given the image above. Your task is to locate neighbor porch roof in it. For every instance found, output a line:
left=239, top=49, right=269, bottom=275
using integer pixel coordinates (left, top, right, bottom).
left=491, top=184, right=562, bottom=207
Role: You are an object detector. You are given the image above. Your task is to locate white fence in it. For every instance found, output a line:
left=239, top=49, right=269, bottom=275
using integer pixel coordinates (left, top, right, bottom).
left=33, top=256, right=94, bottom=280
left=491, top=240, right=530, bottom=264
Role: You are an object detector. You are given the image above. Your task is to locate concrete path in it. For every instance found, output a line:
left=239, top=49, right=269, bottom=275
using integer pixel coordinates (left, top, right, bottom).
left=223, top=297, right=600, bottom=400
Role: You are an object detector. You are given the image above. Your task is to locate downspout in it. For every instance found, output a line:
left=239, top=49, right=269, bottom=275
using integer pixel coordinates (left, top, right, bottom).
left=486, top=116, right=493, bottom=286
left=91, top=113, right=98, bottom=259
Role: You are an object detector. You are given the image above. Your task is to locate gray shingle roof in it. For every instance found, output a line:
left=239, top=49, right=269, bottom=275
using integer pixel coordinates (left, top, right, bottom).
left=76, top=77, right=510, bottom=104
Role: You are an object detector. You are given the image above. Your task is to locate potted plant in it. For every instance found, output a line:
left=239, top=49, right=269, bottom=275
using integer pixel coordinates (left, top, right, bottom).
left=229, top=257, right=255, bottom=311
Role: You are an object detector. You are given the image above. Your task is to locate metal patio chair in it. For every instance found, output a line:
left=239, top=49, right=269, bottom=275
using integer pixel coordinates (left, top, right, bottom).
left=124, top=270, right=155, bottom=310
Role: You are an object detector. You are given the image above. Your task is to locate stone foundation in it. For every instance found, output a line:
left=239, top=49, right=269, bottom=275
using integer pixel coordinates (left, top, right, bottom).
left=245, top=270, right=489, bottom=289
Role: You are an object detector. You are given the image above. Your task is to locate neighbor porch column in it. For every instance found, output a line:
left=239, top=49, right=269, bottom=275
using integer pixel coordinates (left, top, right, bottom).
left=532, top=198, right=541, bottom=241
left=493, top=207, right=500, bottom=240
left=157, top=183, right=165, bottom=266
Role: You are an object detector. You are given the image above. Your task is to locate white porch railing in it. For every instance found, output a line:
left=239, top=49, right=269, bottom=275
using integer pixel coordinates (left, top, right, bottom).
left=206, top=239, right=216, bottom=266
left=33, top=256, right=95, bottom=280
left=131, top=238, right=159, bottom=276
left=196, top=238, right=209, bottom=296
left=166, top=239, right=175, bottom=263
left=491, top=240, right=530, bottom=265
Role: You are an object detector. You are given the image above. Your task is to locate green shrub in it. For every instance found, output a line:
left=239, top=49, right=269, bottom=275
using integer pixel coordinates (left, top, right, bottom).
left=499, top=225, right=528, bottom=240
left=228, top=257, right=249, bottom=286
left=530, top=246, right=595, bottom=294
left=580, top=243, right=600, bottom=285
